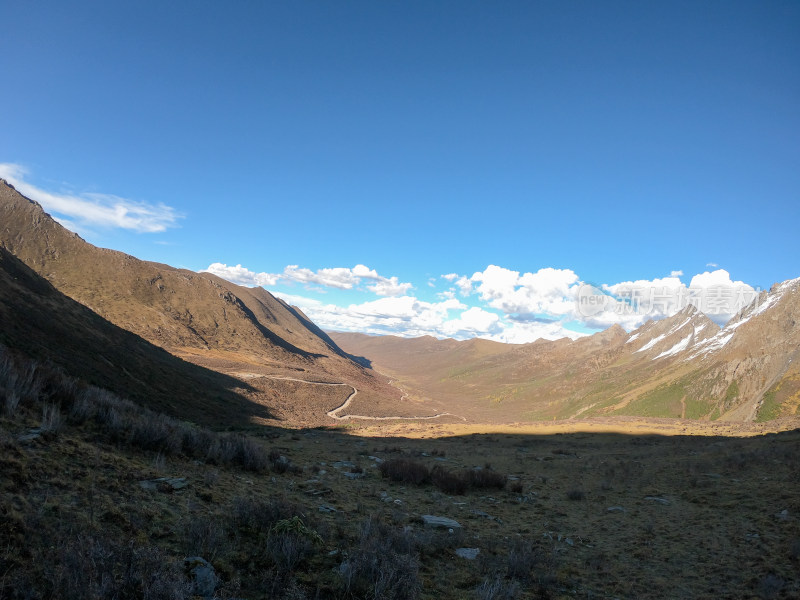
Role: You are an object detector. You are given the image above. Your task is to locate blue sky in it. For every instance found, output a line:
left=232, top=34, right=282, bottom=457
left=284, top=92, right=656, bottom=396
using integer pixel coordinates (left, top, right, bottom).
left=2, top=1, right=798, bottom=342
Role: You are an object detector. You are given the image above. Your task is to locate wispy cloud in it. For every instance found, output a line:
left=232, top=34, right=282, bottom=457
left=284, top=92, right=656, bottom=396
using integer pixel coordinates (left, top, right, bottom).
left=0, top=163, right=182, bottom=233
left=203, top=262, right=413, bottom=297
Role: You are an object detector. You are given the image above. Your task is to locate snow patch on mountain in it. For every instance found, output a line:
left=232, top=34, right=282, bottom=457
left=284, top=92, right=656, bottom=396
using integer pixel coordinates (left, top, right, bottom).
left=653, top=335, right=692, bottom=360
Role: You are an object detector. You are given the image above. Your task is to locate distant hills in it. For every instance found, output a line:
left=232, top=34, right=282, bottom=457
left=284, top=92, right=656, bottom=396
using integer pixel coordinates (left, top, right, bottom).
left=2, top=176, right=798, bottom=426
left=332, top=277, right=800, bottom=423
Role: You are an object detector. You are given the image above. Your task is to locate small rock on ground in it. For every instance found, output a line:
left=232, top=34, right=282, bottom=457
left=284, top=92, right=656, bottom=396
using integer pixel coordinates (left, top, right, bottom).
left=422, top=515, right=462, bottom=529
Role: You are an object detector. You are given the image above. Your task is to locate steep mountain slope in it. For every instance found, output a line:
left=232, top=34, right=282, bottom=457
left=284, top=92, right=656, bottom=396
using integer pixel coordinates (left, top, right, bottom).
left=0, top=179, right=377, bottom=385
left=0, top=246, right=265, bottom=425
left=332, top=286, right=799, bottom=423
left=684, top=278, right=800, bottom=421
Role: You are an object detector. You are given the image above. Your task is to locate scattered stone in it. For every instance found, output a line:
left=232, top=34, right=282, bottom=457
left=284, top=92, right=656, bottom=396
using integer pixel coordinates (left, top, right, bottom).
left=16, top=430, right=42, bottom=443
left=470, top=509, right=501, bottom=523
left=434, top=457, right=448, bottom=462
left=774, top=509, right=789, bottom=521
left=565, top=538, right=574, bottom=546
left=318, top=469, right=327, bottom=476
left=184, top=556, right=218, bottom=599
left=332, top=461, right=355, bottom=469
left=607, top=506, right=626, bottom=514
left=422, top=515, right=462, bottom=529
left=644, top=496, right=670, bottom=506
left=344, top=472, right=365, bottom=480
left=455, top=548, right=480, bottom=560
left=304, top=487, right=333, bottom=497
left=318, top=505, right=337, bottom=513
left=368, top=455, right=384, bottom=463
left=393, top=499, right=402, bottom=505
left=139, top=477, right=188, bottom=492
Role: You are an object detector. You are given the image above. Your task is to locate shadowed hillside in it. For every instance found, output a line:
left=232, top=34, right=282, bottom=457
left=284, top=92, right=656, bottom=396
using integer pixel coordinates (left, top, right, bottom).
left=0, top=246, right=269, bottom=426
left=0, top=178, right=404, bottom=420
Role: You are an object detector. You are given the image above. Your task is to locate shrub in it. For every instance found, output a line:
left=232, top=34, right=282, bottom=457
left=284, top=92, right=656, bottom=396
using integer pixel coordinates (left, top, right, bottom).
left=40, top=402, right=63, bottom=434
left=338, top=516, right=421, bottom=600
left=468, top=468, right=506, bottom=490
left=45, top=532, right=191, bottom=600
left=430, top=466, right=468, bottom=495
left=505, top=539, right=540, bottom=582
left=566, top=489, right=585, bottom=501
left=231, top=497, right=306, bottom=537
left=474, top=577, right=520, bottom=600
left=182, top=515, right=227, bottom=561
left=379, top=459, right=430, bottom=485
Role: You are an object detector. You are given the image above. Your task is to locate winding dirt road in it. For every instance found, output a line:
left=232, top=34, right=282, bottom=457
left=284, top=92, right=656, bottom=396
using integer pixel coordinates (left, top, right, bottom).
left=248, top=374, right=461, bottom=421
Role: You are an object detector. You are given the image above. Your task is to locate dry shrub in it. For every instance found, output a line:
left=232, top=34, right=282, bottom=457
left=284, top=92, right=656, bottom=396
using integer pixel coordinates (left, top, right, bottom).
left=338, top=516, right=421, bottom=600
left=43, top=532, right=191, bottom=600
left=379, top=458, right=430, bottom=485
left=430, top=466, right=468, bottom=495
left=231, top=497, right=306, bottom=536
left=468, top=468, right=506, bottom=490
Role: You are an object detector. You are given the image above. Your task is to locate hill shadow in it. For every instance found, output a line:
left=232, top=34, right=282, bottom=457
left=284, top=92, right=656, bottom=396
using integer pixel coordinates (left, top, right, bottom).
left=0, top=247, right=271, bottom=426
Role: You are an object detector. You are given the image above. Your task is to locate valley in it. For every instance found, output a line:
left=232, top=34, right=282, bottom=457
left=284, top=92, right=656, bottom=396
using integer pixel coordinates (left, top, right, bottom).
left=1, top=178, right=799, bottom=599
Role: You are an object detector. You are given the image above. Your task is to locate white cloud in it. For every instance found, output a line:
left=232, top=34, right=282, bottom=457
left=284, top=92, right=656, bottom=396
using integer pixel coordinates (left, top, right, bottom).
left=670, top=270, right=684, bottom=277
left=283, top=265, right=360, bottom=289
left=472, top=265, right=580, bottom=317
left=210, top=261, right=759, bottom=341
left=273, top=292, right=468, bottom=338
left=203, top=261, right=412, bottom=297
left=706, top=262, right=719, bottom=268
left=203, top=263, right=279, bottom=287
left=583, top=270, right=757, bottom=329
left=0, top=163, right=181, bottom=233
left=441, top=307, right=502, bottom=337
left=492, top=321, right=586, bottom=344
left=366, top=277, right=413, bottom=297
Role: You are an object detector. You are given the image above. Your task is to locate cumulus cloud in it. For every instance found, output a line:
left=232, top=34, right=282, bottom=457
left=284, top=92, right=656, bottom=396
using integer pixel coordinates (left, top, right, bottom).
left=273, top=292, right=468, bottom=338
left=471, top=265, right=580, bottom=318
left=441, top=307, right=502, bottom=338
left=203, top=263, right=279, bottom=287
left=582, top=269, right=758, bottom=328
left=493, top=321, right=586, bottom=344
left=366, top=277, right=413, bottom=297
left=0, top=163, right=181, bottom=233
left=210, top=260, right=759, bottom=341
left=203, top=262, right=413, bottom=297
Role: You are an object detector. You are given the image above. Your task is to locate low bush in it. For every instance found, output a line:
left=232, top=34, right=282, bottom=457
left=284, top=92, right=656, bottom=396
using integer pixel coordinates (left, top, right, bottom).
left=338, top=516, right=421, bottom=600
left=430, top=466, right=468, bottom=495
left=379, top=458, right=431, bottom=485
left=468, top=467, right=506, bottom=490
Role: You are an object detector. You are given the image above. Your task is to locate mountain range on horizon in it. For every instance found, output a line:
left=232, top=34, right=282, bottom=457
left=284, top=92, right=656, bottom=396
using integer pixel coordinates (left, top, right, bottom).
left=1, top=177, right=798, bottom=427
